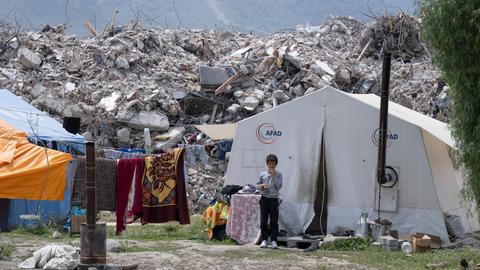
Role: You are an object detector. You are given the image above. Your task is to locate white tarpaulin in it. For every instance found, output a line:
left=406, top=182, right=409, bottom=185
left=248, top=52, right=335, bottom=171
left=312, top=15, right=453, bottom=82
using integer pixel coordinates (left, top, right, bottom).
left=18, top=244, right=79, bottom=270
left=225, top=86, right=479, bottom=244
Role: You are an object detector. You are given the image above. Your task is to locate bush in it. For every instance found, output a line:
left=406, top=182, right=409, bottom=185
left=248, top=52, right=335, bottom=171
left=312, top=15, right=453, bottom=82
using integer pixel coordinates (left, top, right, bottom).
left=420, top=0, right=480, bottom=212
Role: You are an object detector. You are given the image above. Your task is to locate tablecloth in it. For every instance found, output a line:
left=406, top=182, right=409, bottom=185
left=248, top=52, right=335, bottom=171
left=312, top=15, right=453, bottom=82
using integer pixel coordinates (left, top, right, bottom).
left=226, top=193, right=261, bottom=244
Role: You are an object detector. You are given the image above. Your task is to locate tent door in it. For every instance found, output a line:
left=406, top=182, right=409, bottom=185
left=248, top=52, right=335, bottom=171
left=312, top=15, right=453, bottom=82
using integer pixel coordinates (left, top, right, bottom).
left=306, top=131, right=328, bottom=235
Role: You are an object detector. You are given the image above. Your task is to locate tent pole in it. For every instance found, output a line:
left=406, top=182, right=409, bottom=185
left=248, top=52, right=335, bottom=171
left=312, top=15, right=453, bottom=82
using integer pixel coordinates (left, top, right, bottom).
left=376, top=53, right=391, bottom=221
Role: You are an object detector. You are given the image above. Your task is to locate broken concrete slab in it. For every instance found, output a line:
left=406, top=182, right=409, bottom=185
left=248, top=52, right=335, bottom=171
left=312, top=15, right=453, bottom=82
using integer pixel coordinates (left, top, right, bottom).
left=125, top=111, right=170, bottom=131
left=240, top=96, right=260, bottom=111
left=117, top=127, right=131, bottom=144
left=312, top=60, right=335, bottom=76
left=17, top=47, right=42, bottom=69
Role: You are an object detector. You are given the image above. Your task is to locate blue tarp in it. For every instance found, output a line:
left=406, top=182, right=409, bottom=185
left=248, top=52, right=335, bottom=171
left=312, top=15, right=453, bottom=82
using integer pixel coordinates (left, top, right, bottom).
left=0, top=89, right=85, bottom=144
left=0, top=89, right=86, bottom=230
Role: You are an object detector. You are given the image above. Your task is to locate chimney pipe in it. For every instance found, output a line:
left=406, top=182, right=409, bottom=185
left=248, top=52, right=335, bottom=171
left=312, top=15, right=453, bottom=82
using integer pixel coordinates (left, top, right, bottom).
left=376, top=53, right=391, bottom=220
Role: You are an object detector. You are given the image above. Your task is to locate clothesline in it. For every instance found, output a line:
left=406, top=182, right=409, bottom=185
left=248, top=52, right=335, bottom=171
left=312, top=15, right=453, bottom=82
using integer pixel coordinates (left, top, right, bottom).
left=71, top=148, right=190, bottom=236
left=93, top=139, right=233, bottom=153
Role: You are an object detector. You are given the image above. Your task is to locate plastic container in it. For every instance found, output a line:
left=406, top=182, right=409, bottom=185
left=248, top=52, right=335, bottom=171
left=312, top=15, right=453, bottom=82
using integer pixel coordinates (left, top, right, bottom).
left=401, top=241, right=412, bottom=254
left=144, top=128, right=152, bottom=154
left=355, top=213, right=369, bottom=237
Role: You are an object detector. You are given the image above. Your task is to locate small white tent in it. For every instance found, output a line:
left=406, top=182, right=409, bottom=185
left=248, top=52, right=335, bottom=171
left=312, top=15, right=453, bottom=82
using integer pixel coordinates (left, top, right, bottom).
left=225, top=86, right=479, bottom=244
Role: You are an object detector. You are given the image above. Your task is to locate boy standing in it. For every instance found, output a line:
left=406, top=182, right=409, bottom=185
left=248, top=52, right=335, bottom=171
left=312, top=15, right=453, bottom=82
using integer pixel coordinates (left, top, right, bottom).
left=257, top=154, right=283, bottom=249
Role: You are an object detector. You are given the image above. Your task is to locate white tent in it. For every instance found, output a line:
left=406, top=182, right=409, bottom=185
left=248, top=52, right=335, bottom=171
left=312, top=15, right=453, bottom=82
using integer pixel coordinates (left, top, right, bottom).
left=225, top=86, right=479, bottom=244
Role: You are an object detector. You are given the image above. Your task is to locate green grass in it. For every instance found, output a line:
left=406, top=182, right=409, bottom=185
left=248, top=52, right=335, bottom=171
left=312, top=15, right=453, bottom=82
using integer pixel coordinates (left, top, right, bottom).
left=108, top=215, right=234, bottom=245
left=0, top=244, right=14, bottom=260
left=108, top=215, right=206, bottom=241
left=321, top=237, right=373, bottom=251
left=11, top=225, right=51, bottom=236
left=322, top=247, right=480, bottom=270
left=8, top=225, right=68, bottom=241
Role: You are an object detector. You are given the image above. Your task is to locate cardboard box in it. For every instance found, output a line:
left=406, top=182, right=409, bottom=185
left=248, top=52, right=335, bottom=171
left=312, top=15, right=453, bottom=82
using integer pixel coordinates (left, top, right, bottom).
left=70, top=215, right=86, bottom=233
left=414, top=233, right=442, bottom=249
left=410, top=235, right=431, bottom=252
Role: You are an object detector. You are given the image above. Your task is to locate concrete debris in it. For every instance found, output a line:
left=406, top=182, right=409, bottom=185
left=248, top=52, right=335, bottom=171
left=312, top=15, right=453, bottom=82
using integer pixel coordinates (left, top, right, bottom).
left=186, top=156, right=227, bottom=214
left=117, top=127, right=131, bottom=145
left=52, top=231, right=62, bottom=239
left=17, top=47, right=42, bottom=69
left=0, top=13, right=449, bottom=150
left=335, top=69, right=351, bottom=85
left=123, top=111, right=170, bottom=131
left=312, top=60, right=335, bottom=76
left=153, top=127, right=185, bottom=150
left=116, top=56, right=130, bottom=69
left=240, top=96, right=260, bottom=111
left=106, top=239, right=125, bottom=253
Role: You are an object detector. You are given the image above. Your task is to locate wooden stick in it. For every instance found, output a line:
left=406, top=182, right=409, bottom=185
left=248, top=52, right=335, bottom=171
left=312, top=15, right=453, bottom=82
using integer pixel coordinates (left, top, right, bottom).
left=357, top=39, right=372, bottom=61
left=84, top=20, right=97, bottom=36
left=214, top=71, right=241, bottom=95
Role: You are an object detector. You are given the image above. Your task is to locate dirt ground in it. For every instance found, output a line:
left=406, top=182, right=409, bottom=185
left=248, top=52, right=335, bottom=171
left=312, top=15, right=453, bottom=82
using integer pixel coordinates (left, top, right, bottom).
left=0, top=234, right=375, bottom=270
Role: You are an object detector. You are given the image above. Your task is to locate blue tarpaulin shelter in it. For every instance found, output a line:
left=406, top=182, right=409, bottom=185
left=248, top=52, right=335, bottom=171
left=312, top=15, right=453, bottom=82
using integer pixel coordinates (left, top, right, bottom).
left=0, top=89, right=85, bottom=230
left=0, top=89, right=85, bottom=144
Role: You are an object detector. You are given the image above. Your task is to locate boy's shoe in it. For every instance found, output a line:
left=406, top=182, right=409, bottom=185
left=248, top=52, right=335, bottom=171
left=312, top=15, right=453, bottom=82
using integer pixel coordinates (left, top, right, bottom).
left=271, top=241, right=278, bottom=249
left=260, top=240, right=268, bottom=248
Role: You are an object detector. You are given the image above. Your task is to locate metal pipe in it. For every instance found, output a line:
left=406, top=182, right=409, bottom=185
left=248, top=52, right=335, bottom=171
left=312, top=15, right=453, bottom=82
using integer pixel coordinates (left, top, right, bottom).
left=376, top=53, right=391, bottom=220
left=81, top=141, right=107, bottom=267
left=85, top=141, right=96, bottom=225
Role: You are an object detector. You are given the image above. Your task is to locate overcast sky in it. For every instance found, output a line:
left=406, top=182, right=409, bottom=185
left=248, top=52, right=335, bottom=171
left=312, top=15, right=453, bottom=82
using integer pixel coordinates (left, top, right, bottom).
left=0, top=0, right=416, bottom=36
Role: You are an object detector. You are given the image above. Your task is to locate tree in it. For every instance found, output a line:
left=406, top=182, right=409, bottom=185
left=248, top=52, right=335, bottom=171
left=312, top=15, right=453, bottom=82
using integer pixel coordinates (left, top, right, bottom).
left=420, top=1, right=480, bottom=211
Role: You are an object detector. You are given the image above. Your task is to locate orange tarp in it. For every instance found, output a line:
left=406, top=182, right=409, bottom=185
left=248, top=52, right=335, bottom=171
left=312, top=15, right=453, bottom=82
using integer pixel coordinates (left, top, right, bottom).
left=0, top=120, right=72, bottom=200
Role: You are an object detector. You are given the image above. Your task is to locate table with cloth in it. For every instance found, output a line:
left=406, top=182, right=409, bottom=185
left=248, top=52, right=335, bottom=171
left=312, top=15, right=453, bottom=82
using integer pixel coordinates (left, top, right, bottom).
left=226, top=193, right=261, bottom=244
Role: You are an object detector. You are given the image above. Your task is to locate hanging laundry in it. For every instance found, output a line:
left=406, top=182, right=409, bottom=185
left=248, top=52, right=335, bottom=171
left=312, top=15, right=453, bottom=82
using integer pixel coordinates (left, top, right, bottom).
left=103, top=148, right=148, bottom=160
left=73, top=157, right=117, bottom=211
left=216, top=140, right=233, bottom=161
left=202, top=201, right=229, bottom=239
left=184, top=145, right=208, bottom=168
left=141, top=148, right=190, bottom=225
left=116, top=158, right=144, bottom=235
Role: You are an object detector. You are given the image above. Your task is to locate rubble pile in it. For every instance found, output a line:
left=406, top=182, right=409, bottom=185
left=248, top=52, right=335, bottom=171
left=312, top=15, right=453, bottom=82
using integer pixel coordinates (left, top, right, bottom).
left=186, top=159, right=227, bottom=213
left=0, top=13, right=451, bottom=146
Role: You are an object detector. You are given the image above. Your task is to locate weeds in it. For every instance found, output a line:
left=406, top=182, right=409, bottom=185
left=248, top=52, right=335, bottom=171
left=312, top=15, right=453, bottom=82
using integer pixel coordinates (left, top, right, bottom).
left=320, top=237, right=373, bottom=251
left=0, top=244, right=14, bottom=260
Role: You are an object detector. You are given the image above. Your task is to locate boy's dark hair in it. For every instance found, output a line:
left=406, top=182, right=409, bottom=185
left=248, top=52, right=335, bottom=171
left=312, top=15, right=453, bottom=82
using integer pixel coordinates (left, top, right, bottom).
left=266, top=154, right=278, bottom=164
